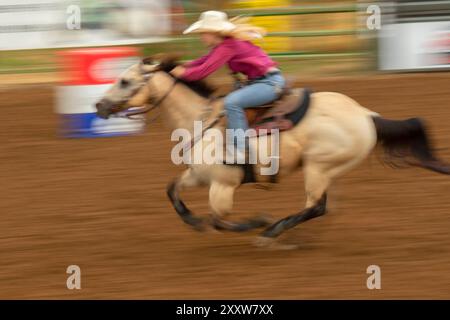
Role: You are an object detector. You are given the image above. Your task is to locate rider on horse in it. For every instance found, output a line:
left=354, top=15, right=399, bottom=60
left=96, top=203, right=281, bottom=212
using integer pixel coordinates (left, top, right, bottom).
left=170, top=10, right=286, bottom=160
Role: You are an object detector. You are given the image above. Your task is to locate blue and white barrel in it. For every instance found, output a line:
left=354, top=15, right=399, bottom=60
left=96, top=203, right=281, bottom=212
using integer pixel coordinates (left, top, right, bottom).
left=55, top=47, right=145, bottom=138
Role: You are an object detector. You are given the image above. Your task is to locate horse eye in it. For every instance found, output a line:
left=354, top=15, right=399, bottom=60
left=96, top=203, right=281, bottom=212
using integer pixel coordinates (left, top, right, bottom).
left=120, top=79, right=130, bottom=88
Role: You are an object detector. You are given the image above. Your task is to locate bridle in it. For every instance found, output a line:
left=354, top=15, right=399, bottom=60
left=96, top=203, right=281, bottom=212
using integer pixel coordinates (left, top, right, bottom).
left=113, top=67, right=226, bottom=151
left=114, top=70, right=180, bottom=124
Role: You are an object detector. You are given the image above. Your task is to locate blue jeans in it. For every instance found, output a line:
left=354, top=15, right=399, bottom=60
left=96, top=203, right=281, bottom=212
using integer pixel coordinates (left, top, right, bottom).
left=224, top=72, right=286, bottom=152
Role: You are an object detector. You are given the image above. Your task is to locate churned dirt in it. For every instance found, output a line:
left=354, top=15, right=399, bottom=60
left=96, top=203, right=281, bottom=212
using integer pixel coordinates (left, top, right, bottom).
left=1, top=72, right=450, bottom=299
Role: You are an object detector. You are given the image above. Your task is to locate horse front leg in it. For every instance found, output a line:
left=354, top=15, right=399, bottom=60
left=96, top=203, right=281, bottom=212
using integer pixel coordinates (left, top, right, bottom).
left=208, top=181, right=272, bottom=232
left=167, top=168, right=206, bottom=231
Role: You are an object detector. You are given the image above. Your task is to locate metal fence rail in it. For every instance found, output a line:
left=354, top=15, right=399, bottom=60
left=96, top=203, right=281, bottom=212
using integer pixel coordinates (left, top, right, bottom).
left=171, top=3, right=373, bottom=62
left=176, top=4, right=358, bottom=17
left=0, top=2, right=374, bottom=75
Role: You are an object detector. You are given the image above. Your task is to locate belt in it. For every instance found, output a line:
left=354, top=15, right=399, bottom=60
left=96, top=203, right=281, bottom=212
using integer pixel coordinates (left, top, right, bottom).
left=252, top=68, right=281, bottom=81
left=266, top=67, right=281, bottom=75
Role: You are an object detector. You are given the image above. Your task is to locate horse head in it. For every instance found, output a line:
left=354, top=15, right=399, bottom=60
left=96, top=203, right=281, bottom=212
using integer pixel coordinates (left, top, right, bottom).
left=95, top=53, right=182, bottom=119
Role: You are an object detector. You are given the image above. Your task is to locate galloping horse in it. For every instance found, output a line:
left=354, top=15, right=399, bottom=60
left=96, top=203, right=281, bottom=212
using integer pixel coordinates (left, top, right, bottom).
left=95, top=54, right=450, bottom=247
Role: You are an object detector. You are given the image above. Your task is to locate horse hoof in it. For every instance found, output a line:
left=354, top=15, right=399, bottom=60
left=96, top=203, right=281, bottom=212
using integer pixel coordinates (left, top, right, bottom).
left=253, top=236, right=299, bottom=250
left=256, top=213, right=274, bottom=225
left=210, top=216, right=266, bottom=232
left=192, top=223, right=206, bottom=232
left=204, top=221, right=222, bottom=234
left=184, top=216, right=205, bottom=232
left=254, top=236, right=275, bottom=248
left=205, top=226, right=222, bottom=234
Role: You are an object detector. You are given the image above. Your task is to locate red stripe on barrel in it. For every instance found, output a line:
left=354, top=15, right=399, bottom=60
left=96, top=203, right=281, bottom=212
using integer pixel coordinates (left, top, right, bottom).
left=57, top=47, right=140, bottom=85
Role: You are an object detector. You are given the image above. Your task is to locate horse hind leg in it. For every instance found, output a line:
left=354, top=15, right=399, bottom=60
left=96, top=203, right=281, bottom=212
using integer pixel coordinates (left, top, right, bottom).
left=256, top=145, right=371, bottom=249
left=257, top=116, right=376, bottom=248
left=167, top=168, right=206, bottom=231
left=209, top=181, right=272, bottom=232
left=257, top=163, right=330, bottom=243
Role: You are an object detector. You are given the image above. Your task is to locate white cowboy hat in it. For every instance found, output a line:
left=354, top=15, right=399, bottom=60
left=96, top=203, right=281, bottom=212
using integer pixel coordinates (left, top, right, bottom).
left=183, top=11, right=236, bottom=35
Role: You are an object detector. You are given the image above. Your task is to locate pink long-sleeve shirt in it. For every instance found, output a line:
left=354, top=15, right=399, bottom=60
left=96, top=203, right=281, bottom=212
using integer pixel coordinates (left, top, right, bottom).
left=181, top=37, right=277, bottom=81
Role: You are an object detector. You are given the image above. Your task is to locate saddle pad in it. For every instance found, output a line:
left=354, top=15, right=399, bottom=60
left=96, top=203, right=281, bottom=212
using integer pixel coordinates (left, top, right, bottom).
left=251, top=88, right=312, bottom=134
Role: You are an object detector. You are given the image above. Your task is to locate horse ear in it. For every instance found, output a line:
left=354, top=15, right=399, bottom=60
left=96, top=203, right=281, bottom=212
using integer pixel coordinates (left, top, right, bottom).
left=142, top=57, right=153, bottom=65
left=152, top=52, right=184, bottom=72
left=142, top=56, right=160, bottom=66
left=141, top=52, right=183, bottom=73
left=140, top=57, right=160, bottom=75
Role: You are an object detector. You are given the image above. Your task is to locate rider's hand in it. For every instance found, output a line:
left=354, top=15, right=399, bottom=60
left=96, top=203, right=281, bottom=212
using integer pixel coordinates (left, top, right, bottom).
left=170, top=66, right=186, bottom=78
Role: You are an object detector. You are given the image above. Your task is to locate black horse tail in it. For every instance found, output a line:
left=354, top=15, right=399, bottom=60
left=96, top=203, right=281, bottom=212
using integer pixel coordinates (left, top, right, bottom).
left=371, top=116, right=450, bottom=175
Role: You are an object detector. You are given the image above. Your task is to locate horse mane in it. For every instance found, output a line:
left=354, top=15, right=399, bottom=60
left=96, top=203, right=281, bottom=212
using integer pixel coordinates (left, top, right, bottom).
left=143, top=54, right=216, bottom=98
left=168, top=73, right=216, bottom=99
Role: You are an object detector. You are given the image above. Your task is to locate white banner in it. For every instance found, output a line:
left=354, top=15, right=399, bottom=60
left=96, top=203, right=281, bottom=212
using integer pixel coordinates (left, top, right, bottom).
left=379, top=21, right=450, bottom=71
left=0, top=0, right=171, bottom=50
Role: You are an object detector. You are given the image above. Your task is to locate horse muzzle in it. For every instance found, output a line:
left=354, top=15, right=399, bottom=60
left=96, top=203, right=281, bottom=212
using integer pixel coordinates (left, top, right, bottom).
left=95, top=99, right=115, bottom=119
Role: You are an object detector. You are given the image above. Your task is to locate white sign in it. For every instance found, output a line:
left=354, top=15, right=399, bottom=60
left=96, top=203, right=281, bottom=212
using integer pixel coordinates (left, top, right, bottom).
left=0, top=0, right=171, bottom=50
left=379, top=21, right=450, bottom=71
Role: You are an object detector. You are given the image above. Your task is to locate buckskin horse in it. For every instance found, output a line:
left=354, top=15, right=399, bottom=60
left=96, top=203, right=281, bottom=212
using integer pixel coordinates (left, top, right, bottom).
left=95, top=54, right=450, bottom=248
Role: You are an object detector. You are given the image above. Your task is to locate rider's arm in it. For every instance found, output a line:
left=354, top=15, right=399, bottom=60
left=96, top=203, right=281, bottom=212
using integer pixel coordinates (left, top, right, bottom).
left=180, top=43, right=235, bottom=81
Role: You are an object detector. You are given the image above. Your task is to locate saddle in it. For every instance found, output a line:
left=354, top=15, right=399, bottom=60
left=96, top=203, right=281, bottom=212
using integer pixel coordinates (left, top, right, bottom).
left=244, top=87, right=312, bottom=135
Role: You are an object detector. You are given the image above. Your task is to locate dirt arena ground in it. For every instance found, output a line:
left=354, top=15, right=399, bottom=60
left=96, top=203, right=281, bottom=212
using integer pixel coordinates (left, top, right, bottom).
left=1, top=72, right=450, bottom=299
